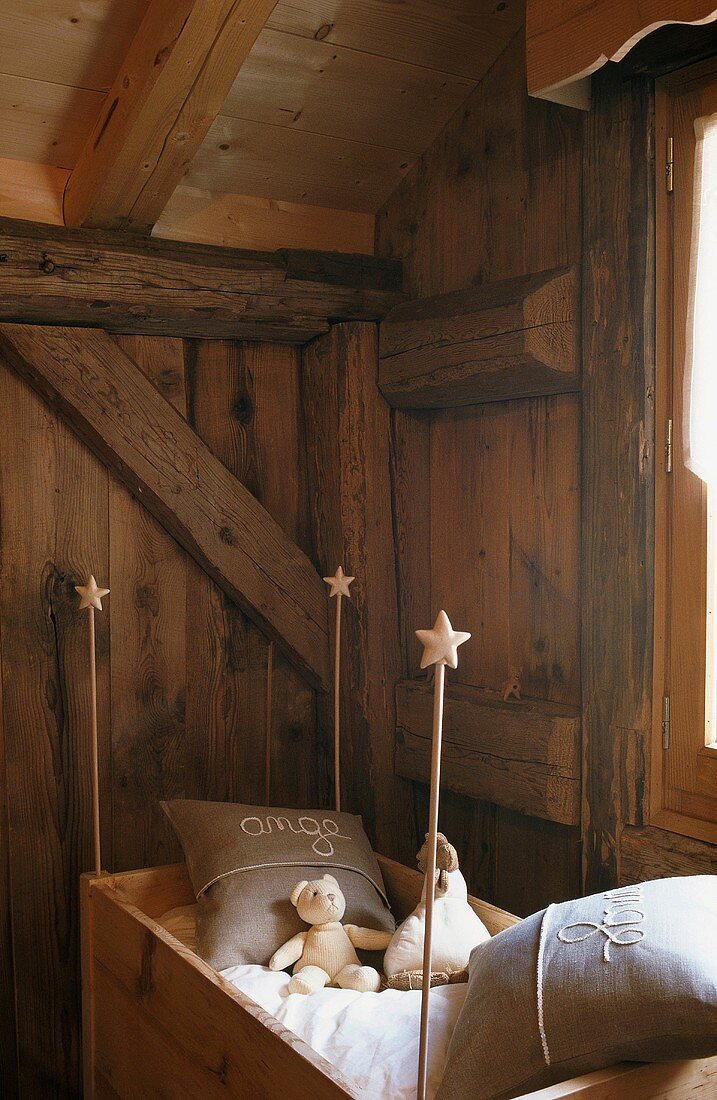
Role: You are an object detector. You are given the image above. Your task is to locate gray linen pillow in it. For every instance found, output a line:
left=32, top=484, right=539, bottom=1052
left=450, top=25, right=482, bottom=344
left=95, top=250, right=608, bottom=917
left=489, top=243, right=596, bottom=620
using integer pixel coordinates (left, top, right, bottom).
left=438, top=876, right=717, bottom=1100
left=162, top=799, right=394, bottom=971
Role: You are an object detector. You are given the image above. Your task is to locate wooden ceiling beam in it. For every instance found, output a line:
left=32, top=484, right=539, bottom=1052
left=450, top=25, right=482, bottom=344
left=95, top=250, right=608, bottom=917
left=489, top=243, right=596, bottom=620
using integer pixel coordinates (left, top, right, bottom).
left=0, top=323, right=331, bottom=689
left=63, top=0, right=279, bottom=233
left=0, top=217, right=402, bottom=341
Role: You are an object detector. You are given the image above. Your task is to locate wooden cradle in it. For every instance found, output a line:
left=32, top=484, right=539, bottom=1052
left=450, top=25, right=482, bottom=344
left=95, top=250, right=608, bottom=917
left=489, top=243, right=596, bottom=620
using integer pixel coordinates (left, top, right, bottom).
left=81, top=854, right=717, bottom=1100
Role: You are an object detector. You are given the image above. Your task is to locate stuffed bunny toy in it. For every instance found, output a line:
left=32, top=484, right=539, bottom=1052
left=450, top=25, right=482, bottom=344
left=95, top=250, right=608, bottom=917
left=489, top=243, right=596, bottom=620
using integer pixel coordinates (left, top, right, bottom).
left=384, top=834, right=491, bottom=989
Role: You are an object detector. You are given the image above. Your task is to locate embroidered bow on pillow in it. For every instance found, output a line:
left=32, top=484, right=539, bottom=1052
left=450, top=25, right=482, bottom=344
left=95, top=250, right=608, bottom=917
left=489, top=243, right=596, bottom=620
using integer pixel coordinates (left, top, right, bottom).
left=438, top=876, right=717, bottom=1100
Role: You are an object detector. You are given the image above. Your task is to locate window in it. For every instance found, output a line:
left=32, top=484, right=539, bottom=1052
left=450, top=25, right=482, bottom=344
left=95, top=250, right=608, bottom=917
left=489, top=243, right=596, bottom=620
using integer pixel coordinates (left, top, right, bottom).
left=654, top=61, right=717, bottom=844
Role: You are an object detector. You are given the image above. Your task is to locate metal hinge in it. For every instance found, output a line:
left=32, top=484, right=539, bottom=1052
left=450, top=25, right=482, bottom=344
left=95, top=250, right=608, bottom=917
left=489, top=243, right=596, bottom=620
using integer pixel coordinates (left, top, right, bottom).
left=662, top=695, right=671, bottom=750
left=665, top=418, right=673, bottom=473
left=666, top=137, right=674, bottom=193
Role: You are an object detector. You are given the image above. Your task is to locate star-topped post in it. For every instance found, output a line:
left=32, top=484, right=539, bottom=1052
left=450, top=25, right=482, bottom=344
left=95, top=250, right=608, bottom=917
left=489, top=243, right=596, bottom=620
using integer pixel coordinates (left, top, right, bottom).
left=323, top=565, right=354, bottom=812
left=415, top=611, right=470, bottom=1100
left=75, top=575, right=109, bottom=876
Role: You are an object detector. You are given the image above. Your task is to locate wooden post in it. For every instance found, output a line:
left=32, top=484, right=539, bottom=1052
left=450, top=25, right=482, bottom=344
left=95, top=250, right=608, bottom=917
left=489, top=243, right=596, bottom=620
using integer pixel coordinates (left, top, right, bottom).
left=75, top=575, right=110, bottom=876
left=415, top=610, right=470, bottom=1100
left=323, top=566, right=354, bottom=812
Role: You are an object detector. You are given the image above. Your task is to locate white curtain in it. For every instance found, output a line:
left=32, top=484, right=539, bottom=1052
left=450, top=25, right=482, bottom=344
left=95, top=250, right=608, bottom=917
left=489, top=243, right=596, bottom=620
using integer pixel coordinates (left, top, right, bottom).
left=685, top=113, right=717, bottom=481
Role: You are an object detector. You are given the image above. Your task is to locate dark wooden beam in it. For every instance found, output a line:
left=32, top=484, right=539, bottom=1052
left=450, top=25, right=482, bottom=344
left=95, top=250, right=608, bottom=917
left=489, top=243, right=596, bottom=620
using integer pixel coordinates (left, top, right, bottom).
left=64, top=0, right=278, bottom=232
left=581, top=69, right=655, bottom=891
left=0, top=324, right=330, bottom=690
left=378, top=266, right=579, bottom=408
left=395, top=679, right=581, bottom=825
left=0, top=218, right=403, bottom=343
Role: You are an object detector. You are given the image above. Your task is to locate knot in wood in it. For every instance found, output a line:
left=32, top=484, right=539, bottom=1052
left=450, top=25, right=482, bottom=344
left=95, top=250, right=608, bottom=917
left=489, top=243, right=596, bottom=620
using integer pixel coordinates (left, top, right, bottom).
left=39, top=256, right=56, bottom=274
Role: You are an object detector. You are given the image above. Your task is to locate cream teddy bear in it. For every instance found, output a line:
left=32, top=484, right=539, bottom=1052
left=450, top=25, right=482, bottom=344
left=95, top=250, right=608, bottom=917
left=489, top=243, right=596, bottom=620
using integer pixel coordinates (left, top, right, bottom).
left=269, top=873, right=392, bottom=995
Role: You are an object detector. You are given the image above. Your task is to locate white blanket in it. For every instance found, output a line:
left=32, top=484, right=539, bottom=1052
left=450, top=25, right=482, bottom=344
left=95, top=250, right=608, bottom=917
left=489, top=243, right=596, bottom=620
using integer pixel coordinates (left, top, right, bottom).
left=221, top=964, right=465, bottom=1099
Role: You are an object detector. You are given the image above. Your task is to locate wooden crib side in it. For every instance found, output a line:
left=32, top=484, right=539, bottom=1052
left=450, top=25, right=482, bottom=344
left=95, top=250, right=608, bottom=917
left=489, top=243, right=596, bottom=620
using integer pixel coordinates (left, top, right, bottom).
left=81, top=870, right=361, bottom=1100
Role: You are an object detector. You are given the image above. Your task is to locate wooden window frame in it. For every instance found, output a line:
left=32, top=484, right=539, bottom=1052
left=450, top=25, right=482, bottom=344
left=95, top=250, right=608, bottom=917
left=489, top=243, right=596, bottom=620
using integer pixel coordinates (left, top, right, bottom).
left=653, top=58, right=717, bottom=845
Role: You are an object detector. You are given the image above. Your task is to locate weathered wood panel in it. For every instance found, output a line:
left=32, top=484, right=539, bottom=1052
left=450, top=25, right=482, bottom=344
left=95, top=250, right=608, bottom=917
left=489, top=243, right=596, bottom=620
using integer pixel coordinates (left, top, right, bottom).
left=581, top=68, right=655, bottom=892
left=302, top=322, right=415, bottom=863
left=0, top=323, right=330, bottom=689
left=0, top=329, right=323, bottom=1095
left=185, top=340, right=320, bottom=810
left=377, top=31, right=584, bottom=912
left=620, top=825, right=717, bottom=884
left=395, top=680, right=581, bottom=823
left=0, top=362, right=110, bottom=1096
left=429, top=396, right=580, bottom=705
left=0, top=219, right=402, bottom=342
left=495, top=811, right=582, bottom=917
left=0, top=517, right=18, bottom=1096
left=109, top=336, right=188, bottom=871
left=379, top=266, right=580, bottom=408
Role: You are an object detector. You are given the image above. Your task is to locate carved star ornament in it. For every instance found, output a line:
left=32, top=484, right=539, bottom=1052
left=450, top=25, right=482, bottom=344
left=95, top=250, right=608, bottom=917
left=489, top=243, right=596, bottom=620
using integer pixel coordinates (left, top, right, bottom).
left=75, top=575, right=110, bottom=611
left=416, top=610, right=471, bottom=670
left=323, top=565, right=355, bottom=599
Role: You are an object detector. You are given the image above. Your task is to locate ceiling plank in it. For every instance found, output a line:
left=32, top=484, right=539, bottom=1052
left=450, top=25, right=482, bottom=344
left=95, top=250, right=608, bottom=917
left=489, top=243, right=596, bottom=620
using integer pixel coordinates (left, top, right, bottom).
left=266, top=0, right=523, bottom=80
left=0, top=217, right=401, bottom=341
left=0, top=159, right=67, bottom=226
left=0, top=322, right=331, bottom=689
left=187, top=116, right=414, bottom=212
left=0, top=74, right=104, bottom=169
left=222, top=28, right=475, bottom=153
left=156, top=185, right=375, bottom=254
left=63, top=0, right=280, bottom=232
left=0, top=1, right=150, bottom=91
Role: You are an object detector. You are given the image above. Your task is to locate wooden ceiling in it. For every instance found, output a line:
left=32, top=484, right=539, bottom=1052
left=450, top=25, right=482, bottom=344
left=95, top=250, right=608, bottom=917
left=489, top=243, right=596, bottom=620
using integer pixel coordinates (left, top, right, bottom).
left=0, top=0, right=522, bottom=253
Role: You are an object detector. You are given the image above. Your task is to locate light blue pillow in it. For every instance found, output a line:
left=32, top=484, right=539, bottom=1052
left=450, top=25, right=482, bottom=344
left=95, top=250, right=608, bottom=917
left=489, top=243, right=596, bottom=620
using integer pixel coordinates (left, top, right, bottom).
left=438, top=876, right=717, bottom=1100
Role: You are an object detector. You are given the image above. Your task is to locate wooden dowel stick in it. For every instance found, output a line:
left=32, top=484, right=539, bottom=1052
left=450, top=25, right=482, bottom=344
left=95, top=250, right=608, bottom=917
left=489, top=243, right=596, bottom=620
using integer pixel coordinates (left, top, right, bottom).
left=334, top=593, right=342, bottom=813
left=88, top=606, right=102, bottom=877
left=414, top=610, right=469, bottom=1100
left=75, top=574, right=109, bottom=878
left=265, top=641, right=274, bottom=806
left=417, top=661, right=445, bottom=1100
left=323, top=565, right=353, bottom=814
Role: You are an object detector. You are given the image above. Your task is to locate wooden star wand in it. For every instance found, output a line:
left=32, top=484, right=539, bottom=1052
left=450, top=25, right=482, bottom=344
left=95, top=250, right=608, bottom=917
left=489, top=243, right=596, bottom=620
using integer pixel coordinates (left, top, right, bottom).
left=415, top=610, right=470, bottom=1100
left=75, top=575, right=109, bottom=877
left=323, top=565, right=354, bottom=812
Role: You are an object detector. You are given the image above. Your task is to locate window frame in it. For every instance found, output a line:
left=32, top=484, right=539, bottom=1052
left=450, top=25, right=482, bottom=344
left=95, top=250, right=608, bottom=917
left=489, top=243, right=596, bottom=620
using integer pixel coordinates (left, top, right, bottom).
left=653, top=59, right=717, bottom=845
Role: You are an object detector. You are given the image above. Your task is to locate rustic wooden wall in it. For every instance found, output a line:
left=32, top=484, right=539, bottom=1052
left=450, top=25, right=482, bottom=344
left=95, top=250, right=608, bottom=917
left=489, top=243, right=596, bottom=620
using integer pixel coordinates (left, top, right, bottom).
left=375, top=30, right=584, bottom=912
left=0, top=335, right=325, bottom=1097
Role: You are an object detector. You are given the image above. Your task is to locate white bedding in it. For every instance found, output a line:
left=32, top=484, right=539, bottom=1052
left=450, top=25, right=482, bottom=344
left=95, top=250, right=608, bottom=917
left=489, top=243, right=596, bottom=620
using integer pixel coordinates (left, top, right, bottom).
left=221, top=964, right=466, bottom=1099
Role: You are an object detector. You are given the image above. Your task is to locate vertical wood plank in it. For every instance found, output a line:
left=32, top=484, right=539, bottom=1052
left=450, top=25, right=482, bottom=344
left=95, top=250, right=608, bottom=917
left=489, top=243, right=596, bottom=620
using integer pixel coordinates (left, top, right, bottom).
left=507, top=396, right=581, bottom=707
left=0, top=361, right=109, bottom=1097
left=185, top=340, right=319, bottom=810
left=0, top=497, right=18, bottom=1097
left=390, top=408, right=432, bottom=678
left=581, top=68, right=655, bottom=891
left=109, top=336, right=188, bottom=871
left=495, top=809, right=582, bottom=916
left=303, top=323, right=415, bottom=860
